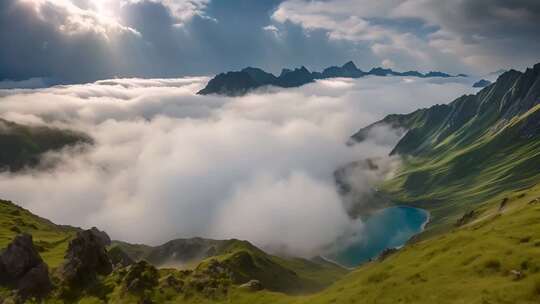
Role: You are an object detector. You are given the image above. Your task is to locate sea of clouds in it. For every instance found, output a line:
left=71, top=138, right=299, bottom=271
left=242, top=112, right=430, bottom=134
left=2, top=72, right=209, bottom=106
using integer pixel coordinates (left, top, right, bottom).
left=0, top=76, right=475, bottom=256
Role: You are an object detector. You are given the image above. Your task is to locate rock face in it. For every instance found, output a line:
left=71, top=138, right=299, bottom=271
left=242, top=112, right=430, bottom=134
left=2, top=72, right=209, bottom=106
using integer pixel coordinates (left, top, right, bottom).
left=59, top=229, right=113, bottom=285
left=90, top=226, right=111, bottom=247
left=108, top=246, right=135, bottom=269
left=17, top=263, right=51, bottom=297
left=197, top=71, right=261, bottom=96
left=0, top=234, right=52, bottom=297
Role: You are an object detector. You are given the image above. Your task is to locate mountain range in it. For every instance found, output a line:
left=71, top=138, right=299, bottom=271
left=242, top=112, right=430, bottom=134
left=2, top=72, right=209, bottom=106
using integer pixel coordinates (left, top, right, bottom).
left=198, top=61, right=465, bottom=96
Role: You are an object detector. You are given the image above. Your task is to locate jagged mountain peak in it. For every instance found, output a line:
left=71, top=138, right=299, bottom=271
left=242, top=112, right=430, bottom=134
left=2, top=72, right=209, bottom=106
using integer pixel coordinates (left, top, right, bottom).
left=342, top=61, right=358, bottom=70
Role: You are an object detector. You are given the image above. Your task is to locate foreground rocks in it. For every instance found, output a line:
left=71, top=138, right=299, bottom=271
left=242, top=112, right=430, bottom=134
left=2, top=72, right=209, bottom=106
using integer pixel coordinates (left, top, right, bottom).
left=378, top=248, right=398, bottom=261
left=58, top=229, right=113, bottom=285
left=456, top=210, right=477, bottom=226
left=0, top=234, right=52, bottom=298
left=122, top=261, right=159, bottom=293
left=239, top=279, right=263, bottom=291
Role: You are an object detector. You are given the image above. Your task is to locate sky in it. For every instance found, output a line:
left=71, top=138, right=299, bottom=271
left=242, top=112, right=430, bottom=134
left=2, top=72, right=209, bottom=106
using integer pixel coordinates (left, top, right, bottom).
left=1, top=0, right=539, bottom=84
left=0, top=75, right=475, bottom=256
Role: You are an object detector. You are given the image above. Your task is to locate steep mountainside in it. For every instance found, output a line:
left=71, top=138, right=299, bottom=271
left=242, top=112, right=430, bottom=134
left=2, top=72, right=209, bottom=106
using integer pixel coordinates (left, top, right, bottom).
left=0, top=119, right=91, bottom=172
left=351, top=63, right=540, bottom=236
left=198, top=61, right=463, bottom=96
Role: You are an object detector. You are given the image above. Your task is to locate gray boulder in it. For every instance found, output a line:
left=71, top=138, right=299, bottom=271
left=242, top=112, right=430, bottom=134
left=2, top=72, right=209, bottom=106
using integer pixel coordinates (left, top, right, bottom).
left=17, top=262, right=51, bottom=296
left=90, top=227, right=111, bottom=247
left=59, top=229, right=112, bottom=285
left=0, top=234, right=52, bottom=297
left=1, top=234, right=42, bottom=279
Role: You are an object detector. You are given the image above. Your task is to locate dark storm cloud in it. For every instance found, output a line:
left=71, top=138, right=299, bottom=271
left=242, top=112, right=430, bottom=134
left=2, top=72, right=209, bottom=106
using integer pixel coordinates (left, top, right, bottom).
left=392, top=0, right=540, bottom=70
left=272, top=0, right=540, bottom=73
left=0, top=0, right=539, bottom=84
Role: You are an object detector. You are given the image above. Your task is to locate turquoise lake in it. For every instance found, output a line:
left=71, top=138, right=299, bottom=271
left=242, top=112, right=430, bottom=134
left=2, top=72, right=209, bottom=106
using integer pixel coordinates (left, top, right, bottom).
left=330, top=206, right=429, bottom=267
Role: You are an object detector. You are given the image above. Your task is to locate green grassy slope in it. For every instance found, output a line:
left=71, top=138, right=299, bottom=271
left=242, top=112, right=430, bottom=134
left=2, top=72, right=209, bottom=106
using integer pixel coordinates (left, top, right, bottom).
left=179, top=184, right=540, bottom=304
left=0, top=118, right=91, bottom=172
left=195, top=240, right=347, bottom=294
left=114, top=237, right=347, bottom=294
left=0, top=200, right=347, bottom=302
left=0, top=199, right=78, bottom=268
left=4, top=185, right=540, bottom=303
left=352, top=63, right=540, bottom=236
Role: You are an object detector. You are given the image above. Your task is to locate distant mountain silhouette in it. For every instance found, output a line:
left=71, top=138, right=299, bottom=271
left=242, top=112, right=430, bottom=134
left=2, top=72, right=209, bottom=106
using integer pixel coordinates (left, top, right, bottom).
left=313, top=61, right=366, bottom=79
left=472, top=79, right=492, bottom=88
left=275, top=66, right=315, bottom=88
left=198, top=61, right=465, bottom=96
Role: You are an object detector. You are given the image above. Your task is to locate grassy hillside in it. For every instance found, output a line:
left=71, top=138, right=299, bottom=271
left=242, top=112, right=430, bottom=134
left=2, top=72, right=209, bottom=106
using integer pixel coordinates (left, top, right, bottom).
left=0, top=199, right=78, bottom=268
left=114, top=237, right=347, bottom=294
left=352, top=63, right=540, bottom=236
left=0, top=199, right=347, bottom=303
left=165, top=183, right=540, bottom=304
left=3, top=184, right=540, bottom=303
left=194, top=240, right=347, bottom=294
left=0, top=118, right=91, bottom=172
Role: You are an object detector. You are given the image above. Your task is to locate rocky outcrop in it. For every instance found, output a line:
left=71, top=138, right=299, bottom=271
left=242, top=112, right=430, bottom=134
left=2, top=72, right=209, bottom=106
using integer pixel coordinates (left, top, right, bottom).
left=377, top=248, right=398, bottom=261
left=456, top=210, right=477, bottom=227
left=58, top=229, right=112, bottom=285
left=499, top=197, right=509, bottom=211
left=0, top=234, right=52, bottom=298
left=239, top=279, right=263, bottom=291
left=121, top=261, right=159, bottom=294
left=108, top=246, right=135, bottom=269
left=90, top=226, right=111, bottom=247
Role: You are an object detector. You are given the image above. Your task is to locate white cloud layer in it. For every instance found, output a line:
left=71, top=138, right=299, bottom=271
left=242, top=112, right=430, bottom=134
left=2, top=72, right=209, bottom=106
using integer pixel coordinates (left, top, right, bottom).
left=19, top=0, right=140, bottom=38
left=0, top=76, right=475, bottom=256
